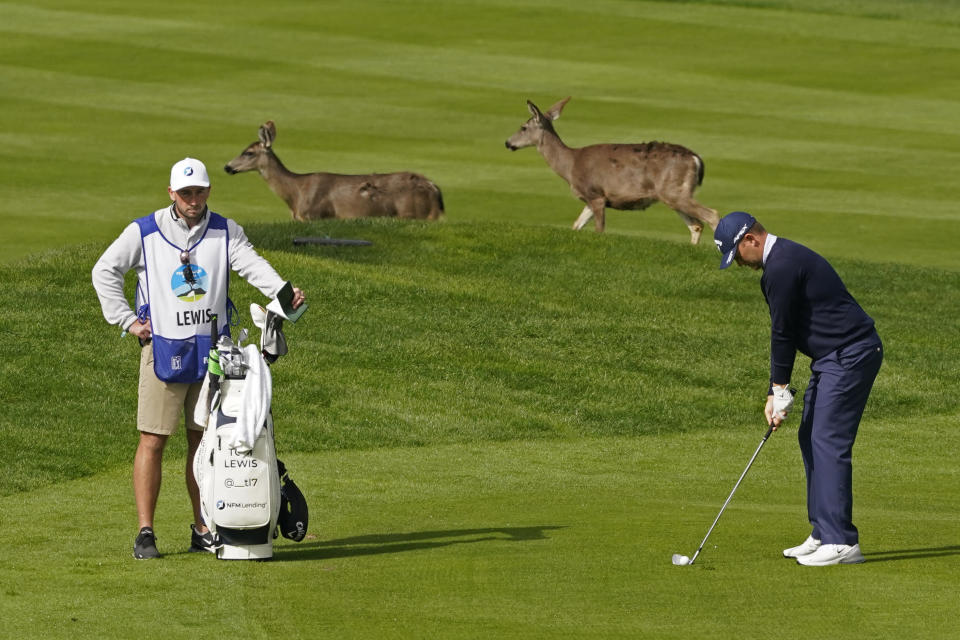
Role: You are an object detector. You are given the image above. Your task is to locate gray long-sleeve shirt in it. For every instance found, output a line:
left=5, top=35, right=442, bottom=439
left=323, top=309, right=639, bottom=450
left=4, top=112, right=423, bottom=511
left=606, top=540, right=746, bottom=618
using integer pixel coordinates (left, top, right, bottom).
left=92, top=206, right=287, bottom=331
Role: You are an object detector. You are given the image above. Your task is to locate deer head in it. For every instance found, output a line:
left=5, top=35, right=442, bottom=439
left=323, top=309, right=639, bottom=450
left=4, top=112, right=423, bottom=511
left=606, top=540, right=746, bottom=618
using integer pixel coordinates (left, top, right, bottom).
left=224, top=121, right=277, bottom=174
left=504, top=97, right=571, bottom=151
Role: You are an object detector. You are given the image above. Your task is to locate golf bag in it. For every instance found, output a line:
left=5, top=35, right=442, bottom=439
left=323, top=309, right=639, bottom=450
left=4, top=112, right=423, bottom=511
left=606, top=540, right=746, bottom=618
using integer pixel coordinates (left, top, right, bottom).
left=193, top=296, right=308, bottom=560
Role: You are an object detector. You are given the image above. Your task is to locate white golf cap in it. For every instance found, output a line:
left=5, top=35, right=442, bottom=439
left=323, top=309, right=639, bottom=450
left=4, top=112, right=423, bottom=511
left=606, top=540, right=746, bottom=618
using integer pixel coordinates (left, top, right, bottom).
left=169, top=157, right=210, bottom=192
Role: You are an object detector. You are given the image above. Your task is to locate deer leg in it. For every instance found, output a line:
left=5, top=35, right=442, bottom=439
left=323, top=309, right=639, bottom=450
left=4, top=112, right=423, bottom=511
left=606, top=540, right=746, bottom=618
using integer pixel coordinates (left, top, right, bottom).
left=592, top=202, right=606, bottom=233
left=665, top=196, right=720, bottom=244
left=673, top=211, right=704, bottom=245
left=572, top=205, right=594, bottom=231
left=676, top=199, right=720, bottom=231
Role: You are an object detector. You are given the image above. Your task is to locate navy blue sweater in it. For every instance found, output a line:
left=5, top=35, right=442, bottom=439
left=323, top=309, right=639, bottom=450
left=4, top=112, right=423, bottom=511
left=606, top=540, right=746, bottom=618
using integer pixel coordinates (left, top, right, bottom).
left=761, top=238, right=876, bottom=385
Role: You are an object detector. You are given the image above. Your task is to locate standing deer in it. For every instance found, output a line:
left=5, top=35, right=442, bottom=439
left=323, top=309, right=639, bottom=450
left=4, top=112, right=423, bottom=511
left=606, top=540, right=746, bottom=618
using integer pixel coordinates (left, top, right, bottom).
left=224, top=121, right=444, bottom=222
left=505, top=98, right=719, bottom=243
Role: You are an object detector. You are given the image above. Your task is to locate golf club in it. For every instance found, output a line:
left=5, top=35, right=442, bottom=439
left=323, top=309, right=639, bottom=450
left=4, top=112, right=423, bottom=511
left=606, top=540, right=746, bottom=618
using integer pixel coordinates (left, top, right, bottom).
left=672, top=420, right=781, bottom=566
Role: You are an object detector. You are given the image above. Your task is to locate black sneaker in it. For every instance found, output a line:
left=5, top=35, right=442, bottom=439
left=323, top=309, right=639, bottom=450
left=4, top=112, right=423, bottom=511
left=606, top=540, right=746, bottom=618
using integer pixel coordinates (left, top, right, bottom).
left=133, top=527, right=160, bottom=559
left=189, top=524, right=218, bottom=553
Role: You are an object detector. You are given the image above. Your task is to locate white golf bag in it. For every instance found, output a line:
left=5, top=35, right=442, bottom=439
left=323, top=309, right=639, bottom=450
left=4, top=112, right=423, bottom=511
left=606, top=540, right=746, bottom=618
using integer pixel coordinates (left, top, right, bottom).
left=193, top=292, right=306, bottom=560
left=194, top=380, right=280, bottom=560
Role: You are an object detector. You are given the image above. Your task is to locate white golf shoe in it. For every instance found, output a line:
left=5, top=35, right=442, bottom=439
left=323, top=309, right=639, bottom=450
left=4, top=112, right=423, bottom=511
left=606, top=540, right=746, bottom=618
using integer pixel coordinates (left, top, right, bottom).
left=795, top=543, right=865, bottom=566
left=782, top=535, right=821, bottom=558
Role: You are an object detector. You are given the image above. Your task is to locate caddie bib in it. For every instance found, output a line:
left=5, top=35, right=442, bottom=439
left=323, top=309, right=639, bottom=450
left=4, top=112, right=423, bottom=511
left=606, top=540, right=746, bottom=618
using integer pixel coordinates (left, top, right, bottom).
left=135, top=209, right=231, bottom=383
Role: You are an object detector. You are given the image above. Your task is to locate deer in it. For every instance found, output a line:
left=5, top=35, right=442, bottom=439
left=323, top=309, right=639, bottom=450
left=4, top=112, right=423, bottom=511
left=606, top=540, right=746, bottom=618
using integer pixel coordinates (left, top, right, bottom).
left=505, top=97, right=719, bottom=244
left=224, top=121, right=444, bottom=222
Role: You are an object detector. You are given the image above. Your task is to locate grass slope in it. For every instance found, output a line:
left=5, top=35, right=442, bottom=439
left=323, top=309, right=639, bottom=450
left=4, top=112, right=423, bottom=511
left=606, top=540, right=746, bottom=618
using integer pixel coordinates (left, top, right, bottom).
left=3, top=219, right=959, bottom=494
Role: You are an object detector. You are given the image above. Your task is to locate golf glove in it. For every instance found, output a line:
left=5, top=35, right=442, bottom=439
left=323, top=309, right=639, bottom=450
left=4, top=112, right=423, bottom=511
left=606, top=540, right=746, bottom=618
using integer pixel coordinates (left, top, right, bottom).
left=771, top=385, right=794, bottom=420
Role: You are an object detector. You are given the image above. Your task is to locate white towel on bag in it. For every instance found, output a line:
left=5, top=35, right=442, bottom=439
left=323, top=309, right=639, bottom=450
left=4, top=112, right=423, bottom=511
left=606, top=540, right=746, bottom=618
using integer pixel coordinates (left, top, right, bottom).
left=193, top=375, right=212, bottom=428
left=226, top=344, right=272, bottom=453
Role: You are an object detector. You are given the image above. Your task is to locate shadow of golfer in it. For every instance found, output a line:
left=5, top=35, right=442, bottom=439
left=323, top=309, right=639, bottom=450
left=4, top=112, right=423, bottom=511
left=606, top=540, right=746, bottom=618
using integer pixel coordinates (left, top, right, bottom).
left=272, top=525, right=565, bottom=562
left=863, top=545, right=960, bottom=563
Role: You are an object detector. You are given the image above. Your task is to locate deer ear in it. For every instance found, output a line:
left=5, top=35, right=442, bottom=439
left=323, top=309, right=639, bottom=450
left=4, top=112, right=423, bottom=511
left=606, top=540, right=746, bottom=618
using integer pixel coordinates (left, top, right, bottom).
left=527, top=100, right=546, bottom=123
left=545, top=96, right=570, bottom=121
left=259, top=121, right=276, bottom=148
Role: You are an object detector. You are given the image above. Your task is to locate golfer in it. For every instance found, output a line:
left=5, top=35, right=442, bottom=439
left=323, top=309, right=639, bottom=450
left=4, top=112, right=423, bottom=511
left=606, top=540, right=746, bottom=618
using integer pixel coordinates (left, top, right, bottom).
left=714, top=211, right=882, bottom=566
left=92, top=157, right=305, bottom=559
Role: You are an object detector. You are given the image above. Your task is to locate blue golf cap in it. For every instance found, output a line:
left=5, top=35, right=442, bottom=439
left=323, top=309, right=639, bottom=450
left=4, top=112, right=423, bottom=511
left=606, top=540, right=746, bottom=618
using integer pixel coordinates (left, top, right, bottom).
left=714, top=211, right=757, bottom=269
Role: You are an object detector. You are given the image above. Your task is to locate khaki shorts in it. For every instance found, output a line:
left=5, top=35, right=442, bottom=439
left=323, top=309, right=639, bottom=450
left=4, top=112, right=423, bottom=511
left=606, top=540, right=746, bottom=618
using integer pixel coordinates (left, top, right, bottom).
left=137, top=344, right=205, bottom=435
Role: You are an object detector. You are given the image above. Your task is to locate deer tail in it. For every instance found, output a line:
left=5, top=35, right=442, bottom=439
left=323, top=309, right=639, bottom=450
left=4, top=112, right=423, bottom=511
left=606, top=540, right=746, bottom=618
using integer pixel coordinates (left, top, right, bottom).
left=430, top=181, right=445, bottom=214
left=694, top=153, right=705, bottom=186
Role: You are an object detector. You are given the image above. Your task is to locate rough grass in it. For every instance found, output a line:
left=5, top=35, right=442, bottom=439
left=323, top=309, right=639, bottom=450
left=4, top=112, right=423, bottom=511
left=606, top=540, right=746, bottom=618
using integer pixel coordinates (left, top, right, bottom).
left=3, top=219, right=959, bottom=495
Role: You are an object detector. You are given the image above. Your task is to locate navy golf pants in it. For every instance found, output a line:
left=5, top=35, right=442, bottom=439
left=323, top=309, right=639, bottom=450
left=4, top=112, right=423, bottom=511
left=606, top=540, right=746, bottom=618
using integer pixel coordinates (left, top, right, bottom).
left=798, top=333, right=883, bottom=546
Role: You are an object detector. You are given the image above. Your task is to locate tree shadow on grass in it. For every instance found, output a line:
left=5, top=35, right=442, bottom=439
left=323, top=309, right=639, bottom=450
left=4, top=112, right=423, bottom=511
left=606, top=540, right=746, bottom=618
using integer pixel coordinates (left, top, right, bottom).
left=273, top=526, right=565, bottom=562
left=864, top=545, right=960, bottom=563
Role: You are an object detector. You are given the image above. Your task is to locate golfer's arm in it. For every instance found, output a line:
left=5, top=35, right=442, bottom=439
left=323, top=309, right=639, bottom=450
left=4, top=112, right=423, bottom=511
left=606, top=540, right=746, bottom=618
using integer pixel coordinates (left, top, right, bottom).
left=763, top=270, right=798, bottom=392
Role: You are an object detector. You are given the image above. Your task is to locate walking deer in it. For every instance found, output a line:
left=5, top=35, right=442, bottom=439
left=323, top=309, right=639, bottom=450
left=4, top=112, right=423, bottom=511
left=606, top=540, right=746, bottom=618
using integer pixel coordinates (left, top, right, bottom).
left=505, top=98, right=719, bottom=243
left=225, top=121, right=444, bottom=222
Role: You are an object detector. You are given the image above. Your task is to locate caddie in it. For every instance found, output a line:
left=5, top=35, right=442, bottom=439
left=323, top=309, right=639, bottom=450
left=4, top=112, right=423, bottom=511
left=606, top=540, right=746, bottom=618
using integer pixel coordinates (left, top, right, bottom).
left=714, top=211, right=882, bottom=566
left=92, top=157, right=305, bottom=559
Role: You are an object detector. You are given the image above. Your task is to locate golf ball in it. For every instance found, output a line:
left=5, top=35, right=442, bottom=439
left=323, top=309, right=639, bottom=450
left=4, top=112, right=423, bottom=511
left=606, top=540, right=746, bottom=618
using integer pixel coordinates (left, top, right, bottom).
left=672, top=554, right=691, bottom=565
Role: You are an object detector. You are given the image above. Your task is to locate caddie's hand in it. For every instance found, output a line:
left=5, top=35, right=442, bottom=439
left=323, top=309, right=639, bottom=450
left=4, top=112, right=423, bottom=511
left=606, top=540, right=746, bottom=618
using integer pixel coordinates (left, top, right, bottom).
left=128, top=318, right=152, bottom=341
left=291, top=287, right=306, bottom=309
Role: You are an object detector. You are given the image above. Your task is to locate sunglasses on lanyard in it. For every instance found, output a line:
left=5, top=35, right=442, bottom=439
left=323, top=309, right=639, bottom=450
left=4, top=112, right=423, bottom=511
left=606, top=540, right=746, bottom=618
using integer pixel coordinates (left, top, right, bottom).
left=180, top=250, right=196, bottom=285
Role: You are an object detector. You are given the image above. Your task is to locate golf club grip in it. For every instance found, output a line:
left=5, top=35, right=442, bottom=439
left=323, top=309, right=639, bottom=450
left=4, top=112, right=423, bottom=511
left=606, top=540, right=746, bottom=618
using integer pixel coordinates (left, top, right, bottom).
left=206, top=314, right=221, bottom=417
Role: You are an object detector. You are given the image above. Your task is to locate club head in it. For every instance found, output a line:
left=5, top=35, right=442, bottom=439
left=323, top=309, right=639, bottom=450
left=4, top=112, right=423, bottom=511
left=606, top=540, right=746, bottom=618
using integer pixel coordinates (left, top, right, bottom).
left=671, top=554, right=692, bottom=566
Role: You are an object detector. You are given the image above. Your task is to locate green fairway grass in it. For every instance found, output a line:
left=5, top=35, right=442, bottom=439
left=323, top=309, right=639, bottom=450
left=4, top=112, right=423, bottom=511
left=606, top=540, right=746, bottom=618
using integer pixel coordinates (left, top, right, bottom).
left=2, top=433, right=959, bottom=638
left=2, top=0, right=959, bottom=269
left=2, top=0, right=960, bottom=638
